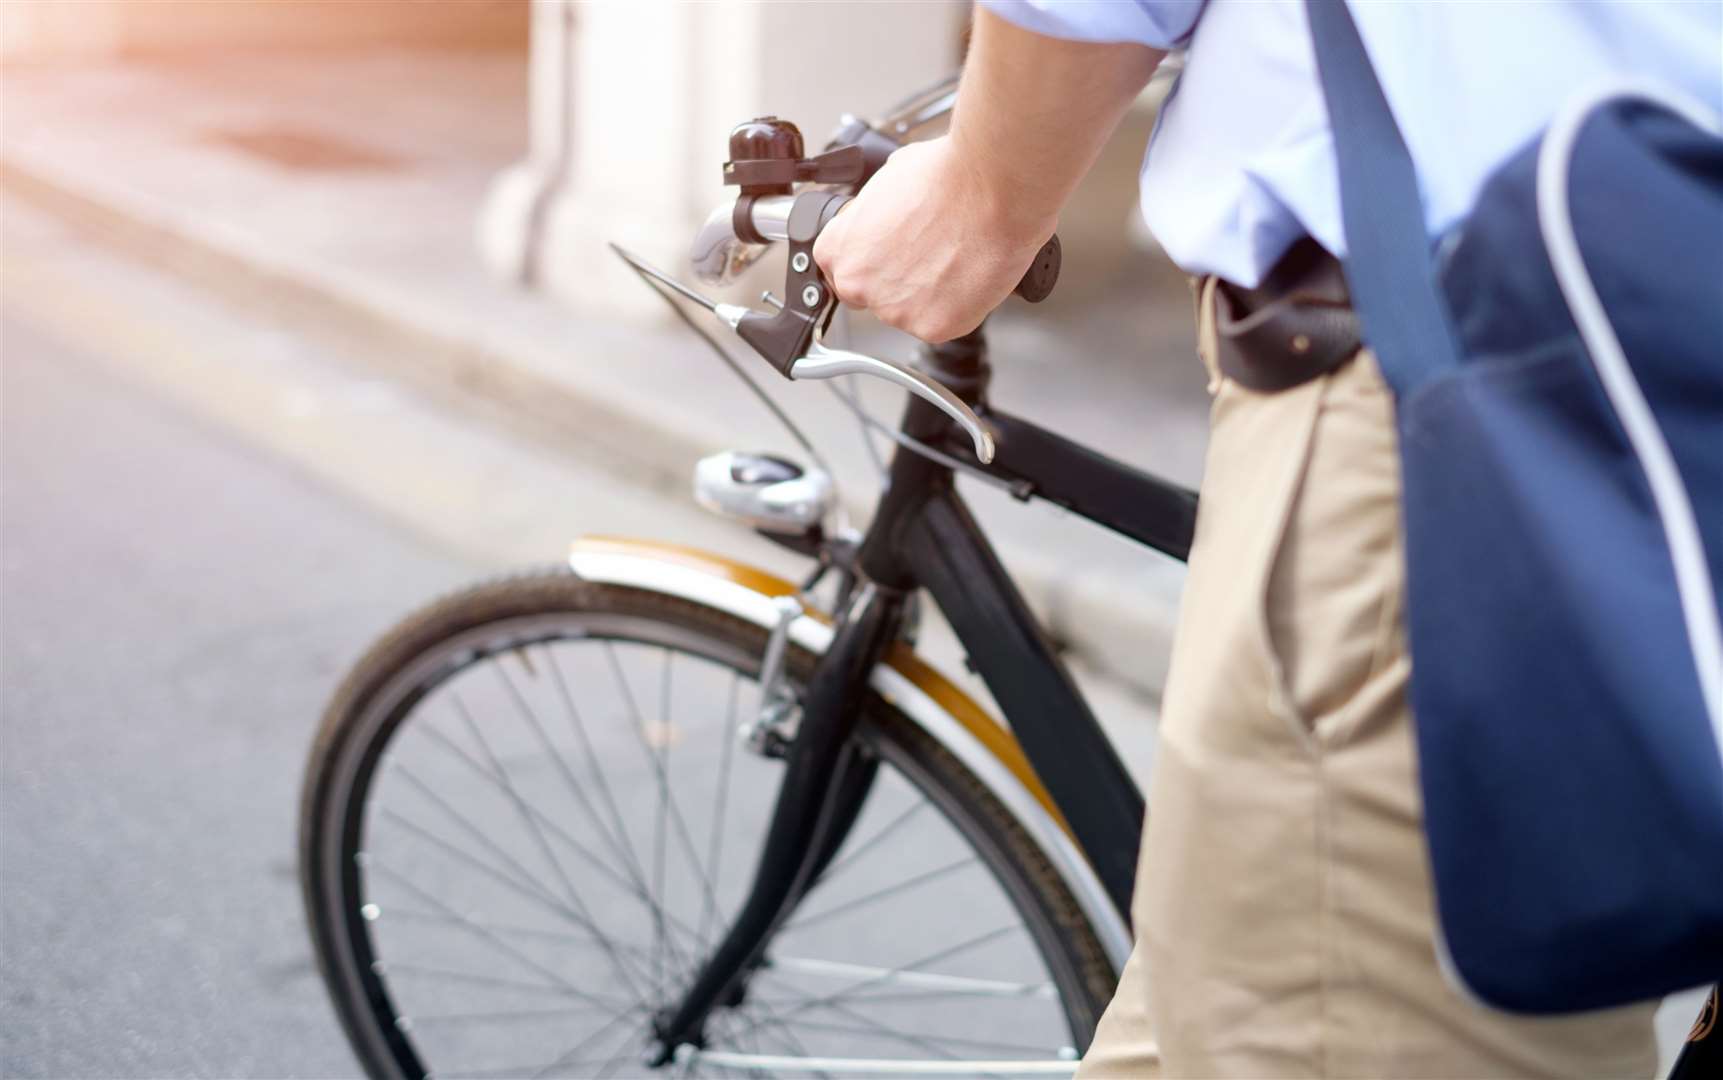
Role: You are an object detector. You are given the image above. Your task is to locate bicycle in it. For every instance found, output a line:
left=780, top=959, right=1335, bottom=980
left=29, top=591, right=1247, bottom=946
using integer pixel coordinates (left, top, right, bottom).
left=298, top=77, right=1722, bottom=1079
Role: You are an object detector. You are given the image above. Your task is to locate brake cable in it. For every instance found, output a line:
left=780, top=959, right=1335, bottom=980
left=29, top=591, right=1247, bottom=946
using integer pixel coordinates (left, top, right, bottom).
left=616, top=244, right=834, bottom=478
left=618, top=240, right=1027, bottom=503
left=820, top=380, right=1032, bottom=499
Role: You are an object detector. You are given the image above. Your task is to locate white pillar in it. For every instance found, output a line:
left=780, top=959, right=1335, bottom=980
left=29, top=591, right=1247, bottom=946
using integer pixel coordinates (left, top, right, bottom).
left=479, top=0, right=966, bottom=319
left=476, top=0, right=582, bottom=286
left=0, top=2, right=126, bottom=61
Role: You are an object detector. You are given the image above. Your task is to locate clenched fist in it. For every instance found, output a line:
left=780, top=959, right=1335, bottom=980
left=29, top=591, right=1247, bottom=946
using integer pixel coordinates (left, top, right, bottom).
left=812, top=136, right=1056, bottom=344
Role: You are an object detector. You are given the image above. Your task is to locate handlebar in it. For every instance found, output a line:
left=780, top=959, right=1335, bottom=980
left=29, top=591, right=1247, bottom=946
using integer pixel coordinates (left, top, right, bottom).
left=729, top=194, right=1061, bottom=304
left=669, top=111, right=1067, bottom=466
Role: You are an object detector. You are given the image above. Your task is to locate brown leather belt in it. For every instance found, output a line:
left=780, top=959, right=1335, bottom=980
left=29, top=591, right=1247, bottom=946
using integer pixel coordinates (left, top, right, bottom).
left=1214, top=238, right=1361, bottom=392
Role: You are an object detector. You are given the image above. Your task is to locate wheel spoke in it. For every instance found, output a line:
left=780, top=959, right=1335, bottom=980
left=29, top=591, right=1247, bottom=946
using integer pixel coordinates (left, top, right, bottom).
left=741, top=1003, right=817, bottom=1062
left=726, top=924, right=1025, bottom=1042
left=441, top=1059, right=633, bottom=1080
left=450, top=691, right=585, bottom=907
left=327, top=612, right=1091, bottom=1080
left=723, top=998, right=826, bottom=1078
left=438, top=1000, right=649, bottom=1080
left=446, top=695, right=657, bottom=1002
left=814, top=800, right=929, bottom=885
left=654, top=650, right=672, bottom=1007
left=374, top=906, right=658, bottom=960
left=385, top=764, right=605, bottom=915
left=801, top=1003, right=958, bottom=1061
left=554, top=643, right=728, bottom=994
left=410, top=721, right=708, bottom=953
left=760, top=1006, right=1063, bottom=1059
left=373, top=805, right=594, bottom=933
left=686, top=1049, right=1079, bottom=1077
left=604, top=644, right=725, bottom=988
left=528, top=1000, right=653, bottom=1080
left=361, top=855, right=635, bottom=1012
left=761, top=956, right=1055, bottom=1000
left=402, top=1003, right=624, bottom=1026
left=783, top=856, right=978, bottom=933
left=403, top=695, right=651, bottom=1012
left=370, top=961, right=583, bottom=998
left=543, top=643, right=655, bottom=893
left=702, top=671, right=743, bottom=948
left=493, top=658, right=645, bottom=898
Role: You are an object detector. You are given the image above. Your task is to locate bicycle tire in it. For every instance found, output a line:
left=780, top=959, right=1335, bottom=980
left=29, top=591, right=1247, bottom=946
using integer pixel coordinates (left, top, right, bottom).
left=300, top=567, right=1116, bottom=1078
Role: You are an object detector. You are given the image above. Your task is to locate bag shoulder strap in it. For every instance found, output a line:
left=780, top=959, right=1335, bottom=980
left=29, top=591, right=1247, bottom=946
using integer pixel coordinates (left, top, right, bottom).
left=1304, top=0, right=1463, bottom=395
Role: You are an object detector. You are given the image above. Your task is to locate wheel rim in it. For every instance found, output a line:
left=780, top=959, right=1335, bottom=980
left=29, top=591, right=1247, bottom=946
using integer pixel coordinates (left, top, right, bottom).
left=312, top=611, right=1093, bottom=1078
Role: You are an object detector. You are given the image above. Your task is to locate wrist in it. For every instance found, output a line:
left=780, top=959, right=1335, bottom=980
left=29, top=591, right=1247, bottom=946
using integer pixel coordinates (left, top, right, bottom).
left=942, top=125, right=1059, bottom=248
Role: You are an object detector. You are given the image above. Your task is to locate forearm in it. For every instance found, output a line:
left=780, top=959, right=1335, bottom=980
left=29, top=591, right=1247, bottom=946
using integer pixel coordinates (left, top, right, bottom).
left=952, top=7, right=1165, bottom=239
left=812, top=6, right=1166, bottom=341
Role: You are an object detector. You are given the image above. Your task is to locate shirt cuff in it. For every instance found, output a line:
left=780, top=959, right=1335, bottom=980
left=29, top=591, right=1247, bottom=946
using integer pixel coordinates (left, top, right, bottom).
left=979, top=0, right=1205, bottom=49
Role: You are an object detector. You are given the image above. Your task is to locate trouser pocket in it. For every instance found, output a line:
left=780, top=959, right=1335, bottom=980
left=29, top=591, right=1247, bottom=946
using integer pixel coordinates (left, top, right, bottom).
left=1260, top=349, right=1405, bottom=747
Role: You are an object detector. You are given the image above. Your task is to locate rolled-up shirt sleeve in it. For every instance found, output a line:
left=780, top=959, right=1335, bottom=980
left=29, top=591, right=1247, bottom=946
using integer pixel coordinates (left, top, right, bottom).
left=979, top=1, right=1205, bottom=48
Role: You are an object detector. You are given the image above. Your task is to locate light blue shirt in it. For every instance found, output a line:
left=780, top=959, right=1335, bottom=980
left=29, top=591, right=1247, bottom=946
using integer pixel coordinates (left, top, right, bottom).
left=983, top=0, right=1723, bottom=286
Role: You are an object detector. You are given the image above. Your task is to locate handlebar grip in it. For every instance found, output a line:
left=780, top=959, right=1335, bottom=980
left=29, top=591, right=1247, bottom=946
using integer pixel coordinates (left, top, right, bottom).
left=805, top=195, right=1059, bottom=304
left=1015, top=235, right=1061, bottom=303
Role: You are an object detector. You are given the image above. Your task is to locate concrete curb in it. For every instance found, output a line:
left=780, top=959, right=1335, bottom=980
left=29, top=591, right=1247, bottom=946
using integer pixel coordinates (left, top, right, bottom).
left=0, top=153, right=720, bottom=493
left=2, top=152, right=1184, bottom=699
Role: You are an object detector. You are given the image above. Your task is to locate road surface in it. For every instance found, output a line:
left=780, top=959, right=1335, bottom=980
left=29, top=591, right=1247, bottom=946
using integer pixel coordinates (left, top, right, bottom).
left=3, top=202, right=1702, bottom=1077
left=0, top=204, right=1162, bottom=1077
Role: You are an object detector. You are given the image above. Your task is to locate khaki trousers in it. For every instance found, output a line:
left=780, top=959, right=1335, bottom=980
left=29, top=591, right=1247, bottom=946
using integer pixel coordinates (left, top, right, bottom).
left=1078, top=279, right=1659, bottom=1079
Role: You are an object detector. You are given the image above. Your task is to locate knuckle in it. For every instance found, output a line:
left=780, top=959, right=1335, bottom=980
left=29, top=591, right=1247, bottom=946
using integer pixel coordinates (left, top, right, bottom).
left=833, top=273, right=869, bottom=310
left=924, top=311, right=964, bottom=343
left=876, top=304, right=910, bottom=336
left=811, top=225, right=837, bottom=265
left=910, top=314, right=950, bottom=343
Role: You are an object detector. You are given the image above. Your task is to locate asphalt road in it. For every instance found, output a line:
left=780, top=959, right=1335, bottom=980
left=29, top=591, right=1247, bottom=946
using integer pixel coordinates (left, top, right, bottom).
left=2, top=203, right=1703, bottom=1076
left=1, top=313, right=476, bottom=1076
left=0, top=306, right=1102, bottom=1076
left=0, top=205, right=1155, bottom=1077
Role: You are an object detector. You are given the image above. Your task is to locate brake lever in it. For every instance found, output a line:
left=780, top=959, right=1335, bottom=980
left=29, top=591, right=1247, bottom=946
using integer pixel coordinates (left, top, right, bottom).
left=790, top=338, right=995, bottom=464
left=610, top=242, right=995, bottom=464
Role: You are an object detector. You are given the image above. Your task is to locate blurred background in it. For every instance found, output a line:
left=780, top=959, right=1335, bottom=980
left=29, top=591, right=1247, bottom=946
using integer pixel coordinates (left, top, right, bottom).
left=0, top=2, right=1703, bottom=1076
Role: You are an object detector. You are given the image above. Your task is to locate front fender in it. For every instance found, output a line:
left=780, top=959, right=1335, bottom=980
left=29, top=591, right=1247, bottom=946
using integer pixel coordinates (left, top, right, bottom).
left=567, top=535, right=1131, bottom=969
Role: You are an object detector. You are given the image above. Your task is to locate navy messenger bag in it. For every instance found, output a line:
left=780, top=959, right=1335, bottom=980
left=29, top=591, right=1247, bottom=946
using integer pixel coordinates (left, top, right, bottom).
left=1305, top=0, right=1723, bottom=1012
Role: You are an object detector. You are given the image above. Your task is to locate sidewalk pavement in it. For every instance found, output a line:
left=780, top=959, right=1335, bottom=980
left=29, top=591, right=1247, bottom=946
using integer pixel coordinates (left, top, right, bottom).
left=1, top=47, right=1208, bottom=697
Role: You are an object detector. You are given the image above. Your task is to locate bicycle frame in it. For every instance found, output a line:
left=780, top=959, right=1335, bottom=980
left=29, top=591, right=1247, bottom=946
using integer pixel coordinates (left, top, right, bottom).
left=858, top=346, right=1197, bottom=912
left=638, top=325, right=1723, bottom=1078
left=647, top=324, right=1196, bottom=1057
left=637, top=77, right=1721, bottom=1074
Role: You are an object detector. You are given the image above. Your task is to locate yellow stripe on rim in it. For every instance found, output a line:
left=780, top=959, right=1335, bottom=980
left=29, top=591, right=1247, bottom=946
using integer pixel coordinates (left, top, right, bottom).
left=570, top=536, right=1071, bottom=835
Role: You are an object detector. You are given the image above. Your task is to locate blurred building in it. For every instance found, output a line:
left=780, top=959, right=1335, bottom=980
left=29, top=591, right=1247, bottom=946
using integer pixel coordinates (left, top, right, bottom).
left=478, top=1, right=971, bottom=313
left=2, top=0, right=1153, bottom=317
left=0, top=0, right=526, bottom=59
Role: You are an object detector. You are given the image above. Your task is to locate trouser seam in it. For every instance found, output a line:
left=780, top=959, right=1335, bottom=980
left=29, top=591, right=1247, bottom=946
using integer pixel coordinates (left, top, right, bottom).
left=1255, top=381, right=1327, bottom=757
left=1316, top=753, right=1335, bottom=1080
left=1276, top=350, right=1402, bottom=754
left=1337, top=352, right=1403, bottom=747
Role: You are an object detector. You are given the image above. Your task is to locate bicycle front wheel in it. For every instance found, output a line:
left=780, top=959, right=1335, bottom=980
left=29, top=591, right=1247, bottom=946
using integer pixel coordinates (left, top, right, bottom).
left=301, top=568, right=1116, bottom=1078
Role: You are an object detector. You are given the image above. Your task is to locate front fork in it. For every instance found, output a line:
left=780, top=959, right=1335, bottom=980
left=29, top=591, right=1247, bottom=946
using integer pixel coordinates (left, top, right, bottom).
left=648, top=580, right=907, bottom=1062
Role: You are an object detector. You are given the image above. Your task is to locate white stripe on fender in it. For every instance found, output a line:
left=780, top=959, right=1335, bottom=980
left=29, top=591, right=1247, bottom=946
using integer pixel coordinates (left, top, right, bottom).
left=1537, top=80, right=1723, bottom=770
left=565, top=545, right=1133, bottom=970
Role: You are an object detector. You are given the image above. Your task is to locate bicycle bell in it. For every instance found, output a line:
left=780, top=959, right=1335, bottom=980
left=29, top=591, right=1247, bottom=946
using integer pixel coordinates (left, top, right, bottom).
left=693, top=451, right=835, bottom=534
left=723, top=117, right=804, bottom=197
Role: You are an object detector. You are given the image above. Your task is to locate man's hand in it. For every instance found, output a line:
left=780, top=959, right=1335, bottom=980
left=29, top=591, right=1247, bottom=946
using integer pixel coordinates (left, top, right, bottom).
left=813, top=137, right=1052, bottom=343
left=812, top=7, right=1163, bottom=344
